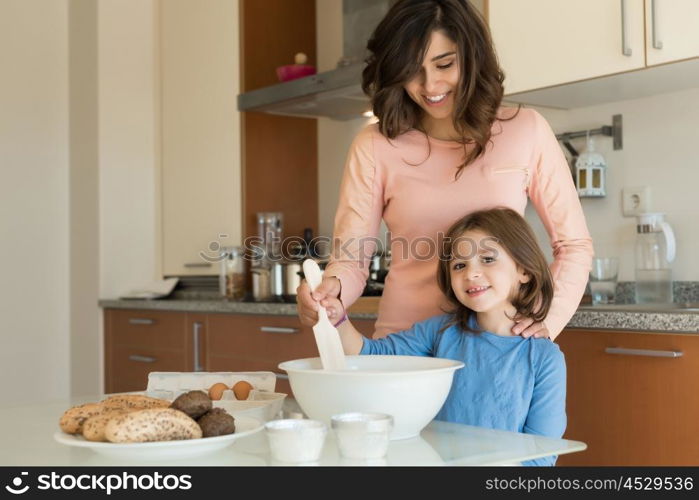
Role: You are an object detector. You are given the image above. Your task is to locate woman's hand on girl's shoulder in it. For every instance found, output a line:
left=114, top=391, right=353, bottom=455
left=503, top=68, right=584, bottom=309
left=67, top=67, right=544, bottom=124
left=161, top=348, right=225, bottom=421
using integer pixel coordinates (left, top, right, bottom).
left=512, top=318, right=550, bottom=339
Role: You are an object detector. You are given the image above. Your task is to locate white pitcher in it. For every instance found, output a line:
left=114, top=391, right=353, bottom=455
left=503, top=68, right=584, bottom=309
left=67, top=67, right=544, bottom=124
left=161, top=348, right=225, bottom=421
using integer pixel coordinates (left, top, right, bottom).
left=634, top=213, right=676, bottom=304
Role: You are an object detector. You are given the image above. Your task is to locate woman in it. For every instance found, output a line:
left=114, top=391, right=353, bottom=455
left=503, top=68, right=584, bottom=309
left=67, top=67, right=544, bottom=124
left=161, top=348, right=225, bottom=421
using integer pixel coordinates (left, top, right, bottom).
left=297, top=0, right=592, bottom=340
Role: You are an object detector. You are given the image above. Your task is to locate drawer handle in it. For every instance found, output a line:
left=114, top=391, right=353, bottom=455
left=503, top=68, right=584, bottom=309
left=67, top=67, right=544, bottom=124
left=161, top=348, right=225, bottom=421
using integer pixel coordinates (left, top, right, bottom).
left=193, top=322, right=204, bottom=372
left=275, top=373, right=289, bottom=380
left=128, top=355, right=156, bottom=363
left=128, top=318, right=155, bottom=325
left=605, top=347, right=683, bottom=358
left=184, top=262, right=212, bottom=268
left=260, top=326, right=299, bottom=334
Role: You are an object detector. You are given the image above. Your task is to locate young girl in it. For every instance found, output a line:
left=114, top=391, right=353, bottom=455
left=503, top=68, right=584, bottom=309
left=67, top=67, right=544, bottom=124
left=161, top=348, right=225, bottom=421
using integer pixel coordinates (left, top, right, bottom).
left=323, top=208, right=566, bottom=467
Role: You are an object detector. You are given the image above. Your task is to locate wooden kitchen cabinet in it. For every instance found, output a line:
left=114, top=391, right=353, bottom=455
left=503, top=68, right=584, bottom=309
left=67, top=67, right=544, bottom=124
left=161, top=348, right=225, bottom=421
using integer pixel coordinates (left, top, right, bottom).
left=556, top=328, right=699, bottom=465
left=104, top=309, right=189, bottom=393
left=240, top=0, right=318, bottom=244
left=205, top=313, right=375, bottom=397
left=105, top=309, right=209, bottom=393
left=160, top=0, right=242, bottom=276
left=105, top=308, right=376, bottom=397
left=206, top=314, right=318, bottom=374
left=489, top=0, right=645, bottom=95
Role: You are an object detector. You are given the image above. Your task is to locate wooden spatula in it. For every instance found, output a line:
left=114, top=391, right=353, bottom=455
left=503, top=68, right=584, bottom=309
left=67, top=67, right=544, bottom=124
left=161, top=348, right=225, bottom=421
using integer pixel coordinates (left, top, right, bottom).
left=302, top=259, right=346, bottom=370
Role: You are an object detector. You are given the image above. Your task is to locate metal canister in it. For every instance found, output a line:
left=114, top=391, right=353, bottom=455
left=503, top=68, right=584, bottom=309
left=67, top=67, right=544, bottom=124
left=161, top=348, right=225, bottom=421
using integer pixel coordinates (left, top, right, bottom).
left=270, top=261, right=284, bottom=297
left=284, top=261, right=303, bottom=298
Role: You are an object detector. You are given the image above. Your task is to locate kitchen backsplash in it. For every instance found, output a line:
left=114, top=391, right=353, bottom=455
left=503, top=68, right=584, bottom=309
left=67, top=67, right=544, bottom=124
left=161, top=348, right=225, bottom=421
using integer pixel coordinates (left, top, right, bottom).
left=613, top=281, right=699, bottom=304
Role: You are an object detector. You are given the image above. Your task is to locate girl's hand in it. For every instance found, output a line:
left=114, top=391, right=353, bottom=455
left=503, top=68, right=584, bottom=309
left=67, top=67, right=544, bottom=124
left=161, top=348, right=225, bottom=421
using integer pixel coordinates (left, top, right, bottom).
left=295, top=276, right=342, bottom=327
left=512, top=318, right=550, bottom=339
left=320, top=296, right=346, bottom=323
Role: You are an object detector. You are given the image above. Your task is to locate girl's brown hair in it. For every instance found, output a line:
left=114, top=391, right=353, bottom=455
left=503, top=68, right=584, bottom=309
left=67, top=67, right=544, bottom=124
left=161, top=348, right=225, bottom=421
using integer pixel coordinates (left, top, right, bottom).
left=362, top=0, right=515, bottom=178
left=436, top=208, right=554, bottom=333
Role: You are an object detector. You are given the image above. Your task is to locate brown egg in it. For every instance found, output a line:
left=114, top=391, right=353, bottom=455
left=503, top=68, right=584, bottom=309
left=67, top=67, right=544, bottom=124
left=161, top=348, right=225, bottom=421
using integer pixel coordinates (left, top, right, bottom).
left=232, top=380, right=254, bottom=400
left=208, top=382, right=229, bottom=401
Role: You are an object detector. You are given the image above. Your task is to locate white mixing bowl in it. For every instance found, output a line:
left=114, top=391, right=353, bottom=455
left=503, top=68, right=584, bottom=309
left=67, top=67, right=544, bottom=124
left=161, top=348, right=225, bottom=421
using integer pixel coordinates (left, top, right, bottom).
left=278, top=355, right=464, bottom=440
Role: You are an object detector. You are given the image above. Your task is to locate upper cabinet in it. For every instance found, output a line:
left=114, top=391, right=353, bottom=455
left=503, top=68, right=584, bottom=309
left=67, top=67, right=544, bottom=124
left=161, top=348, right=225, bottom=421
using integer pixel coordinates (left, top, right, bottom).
left=489, top=0, right=699, bottom=98
left=645, top=0, right=699, bottom=66
left=489, top=0, right=645, bottom=95
left=160, top=0, right=242, bottom=276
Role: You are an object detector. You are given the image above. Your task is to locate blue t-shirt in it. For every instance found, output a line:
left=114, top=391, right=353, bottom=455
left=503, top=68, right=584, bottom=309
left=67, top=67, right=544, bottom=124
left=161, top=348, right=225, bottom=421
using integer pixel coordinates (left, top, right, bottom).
left=360, top=314, right=567, bottom=466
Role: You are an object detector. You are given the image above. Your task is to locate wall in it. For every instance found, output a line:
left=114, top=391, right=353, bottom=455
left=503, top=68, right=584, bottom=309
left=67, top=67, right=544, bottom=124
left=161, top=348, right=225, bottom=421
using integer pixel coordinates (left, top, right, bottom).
left=316, top=0, right=376, bottom=245
left=0, top=0, right=162, bottom=404
left=0, top=0, right=71, bottom=403
left=529, top=90, right=699, bottom=281
left=316, top=0, right=699, bottom=281
left=69, top=0, right=100, bottom=399
left=98, top=0, right=160, bottom=299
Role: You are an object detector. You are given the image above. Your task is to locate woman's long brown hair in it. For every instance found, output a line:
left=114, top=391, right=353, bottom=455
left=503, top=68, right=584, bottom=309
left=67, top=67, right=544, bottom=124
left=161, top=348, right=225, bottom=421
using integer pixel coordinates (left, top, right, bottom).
left=362, top=0, right=516, bottom=178
left=436, top=208, right=554, bottom=333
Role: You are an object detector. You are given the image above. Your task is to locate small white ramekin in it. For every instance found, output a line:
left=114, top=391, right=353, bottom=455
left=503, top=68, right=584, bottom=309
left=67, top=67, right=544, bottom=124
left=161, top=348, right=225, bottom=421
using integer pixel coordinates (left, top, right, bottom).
left=265, top=419, right=327, bottom=463
left=331, top=412, right=394, bottom=459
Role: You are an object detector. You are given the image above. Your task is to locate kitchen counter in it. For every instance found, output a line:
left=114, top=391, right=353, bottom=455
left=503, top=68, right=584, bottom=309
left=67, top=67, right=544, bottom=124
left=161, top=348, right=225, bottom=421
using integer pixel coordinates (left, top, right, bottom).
left=0, top=396, right=586, bottom=466
left=99, top=298, right=699, bottom=333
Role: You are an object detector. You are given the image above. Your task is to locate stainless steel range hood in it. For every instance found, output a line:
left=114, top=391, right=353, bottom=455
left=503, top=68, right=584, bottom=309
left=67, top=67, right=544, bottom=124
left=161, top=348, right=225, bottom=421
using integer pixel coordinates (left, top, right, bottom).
left=237, top=62, right=369, bottom=120
left=237, top=0, right=392, bottom=121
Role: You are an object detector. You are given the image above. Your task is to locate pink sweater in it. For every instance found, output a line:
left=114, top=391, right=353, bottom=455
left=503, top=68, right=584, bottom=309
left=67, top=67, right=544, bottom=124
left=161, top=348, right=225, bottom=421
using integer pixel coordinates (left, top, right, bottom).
left=324, top=108, right=593, bottom=339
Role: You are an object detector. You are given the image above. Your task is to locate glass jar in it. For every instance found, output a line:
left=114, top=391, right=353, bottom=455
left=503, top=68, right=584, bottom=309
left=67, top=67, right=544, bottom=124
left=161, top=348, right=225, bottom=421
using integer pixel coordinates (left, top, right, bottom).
left=220, top=246, right=245, bottom=301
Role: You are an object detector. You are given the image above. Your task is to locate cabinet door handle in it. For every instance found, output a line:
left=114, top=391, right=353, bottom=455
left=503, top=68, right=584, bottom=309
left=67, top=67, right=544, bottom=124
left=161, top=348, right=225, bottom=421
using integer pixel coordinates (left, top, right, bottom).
left=193, top=322, right=204, bottom=372
left=128, top=318, right=155, bottom=325
left=184, top=262, right=212, bottom=268
left=620, top=0, right=633, bottom=56
left=260, top=326, right=299, bottom=334
left=605, top=347, right=683, bottom=358
left=129, top=355, right=157, bottom=363
left=651, top=0, right=663, bottom=49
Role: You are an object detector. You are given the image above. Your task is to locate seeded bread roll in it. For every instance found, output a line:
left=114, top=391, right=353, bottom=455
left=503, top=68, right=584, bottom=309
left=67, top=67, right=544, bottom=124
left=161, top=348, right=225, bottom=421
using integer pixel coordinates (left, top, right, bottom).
left=82, top=410, right=131, bottom=442
left=59, top=403, right=105, bottom=434
left=105, top=408, right=203, bottom=443
left=100, top=394, right=170, bottom=411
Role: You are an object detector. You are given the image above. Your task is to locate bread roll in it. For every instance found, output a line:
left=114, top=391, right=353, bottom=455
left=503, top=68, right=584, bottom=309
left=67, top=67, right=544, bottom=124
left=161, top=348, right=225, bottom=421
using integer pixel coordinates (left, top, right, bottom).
left=105, top=408, right=202, bottom=443
left=59, top=403, right=105, bottom=434
left=100, top=394, right=170, bottom=411
left=82, top=410, right=131, bottom=442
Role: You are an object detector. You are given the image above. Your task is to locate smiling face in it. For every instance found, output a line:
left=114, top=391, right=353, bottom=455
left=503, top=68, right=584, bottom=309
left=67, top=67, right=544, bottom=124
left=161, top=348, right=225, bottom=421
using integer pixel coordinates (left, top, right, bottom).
left=403, top=30, right=460, bottom=136
left=448, top=229, right=530, bottom=317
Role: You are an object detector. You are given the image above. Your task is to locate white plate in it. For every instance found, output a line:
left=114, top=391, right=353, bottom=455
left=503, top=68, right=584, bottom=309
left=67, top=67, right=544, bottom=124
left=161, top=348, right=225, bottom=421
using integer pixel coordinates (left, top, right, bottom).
left=54, top=416, right=263, bottom=461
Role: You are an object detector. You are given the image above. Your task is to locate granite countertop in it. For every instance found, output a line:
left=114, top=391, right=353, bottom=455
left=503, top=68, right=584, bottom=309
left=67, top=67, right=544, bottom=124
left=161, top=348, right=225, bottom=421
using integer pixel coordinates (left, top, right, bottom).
left=99, top=298, right=376, bottom=321
left=98, top=297, right=699, bottom=334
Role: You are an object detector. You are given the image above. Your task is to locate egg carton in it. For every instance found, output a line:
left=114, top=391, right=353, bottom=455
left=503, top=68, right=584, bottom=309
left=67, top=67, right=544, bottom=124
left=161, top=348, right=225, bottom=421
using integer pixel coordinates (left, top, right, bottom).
left=145, top=371, right=277, bottom=398
left=143, top=371, right=287, bottom=422
left=213, top=390, right=286, bottom=422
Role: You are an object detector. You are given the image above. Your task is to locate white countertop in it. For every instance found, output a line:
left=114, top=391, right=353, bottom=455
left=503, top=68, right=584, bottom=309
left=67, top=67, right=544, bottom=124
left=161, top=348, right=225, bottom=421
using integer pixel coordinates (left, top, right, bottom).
left=0, top=397, right=586, bottom=466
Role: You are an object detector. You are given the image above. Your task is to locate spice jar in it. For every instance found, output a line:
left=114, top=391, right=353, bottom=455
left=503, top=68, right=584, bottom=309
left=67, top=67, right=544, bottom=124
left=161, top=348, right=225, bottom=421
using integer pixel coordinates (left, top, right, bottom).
left=251, top=267, right=272, bottom=302
left=220, top=246, right=245, bottom=301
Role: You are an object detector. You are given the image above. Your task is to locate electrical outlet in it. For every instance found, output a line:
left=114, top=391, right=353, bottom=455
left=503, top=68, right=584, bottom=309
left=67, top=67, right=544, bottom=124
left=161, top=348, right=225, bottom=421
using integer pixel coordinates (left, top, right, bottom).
left=622, top=186, right=651, bottom=216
